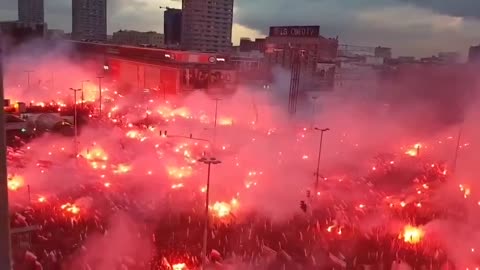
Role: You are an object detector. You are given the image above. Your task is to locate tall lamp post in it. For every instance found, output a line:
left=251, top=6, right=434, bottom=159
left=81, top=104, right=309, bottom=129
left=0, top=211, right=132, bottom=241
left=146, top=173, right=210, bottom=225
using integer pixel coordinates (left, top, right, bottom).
left=0, top=42, right=13, bottom=270
left=96, top=76, right=103, bottom=118
left=198, top=156, right=221, bottom=269
left=314, top=128, right=330, bottom=195
left=81, top=80, right=90, bottom=108
left=24, top=70, right=33, bottom=90
left=69, top=88, right=82, bottom=156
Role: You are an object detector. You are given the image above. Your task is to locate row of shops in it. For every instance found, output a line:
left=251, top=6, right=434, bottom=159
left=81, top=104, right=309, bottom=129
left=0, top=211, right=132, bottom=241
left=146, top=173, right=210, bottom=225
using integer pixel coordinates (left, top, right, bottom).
left=68, top=25, right=340, bottom=93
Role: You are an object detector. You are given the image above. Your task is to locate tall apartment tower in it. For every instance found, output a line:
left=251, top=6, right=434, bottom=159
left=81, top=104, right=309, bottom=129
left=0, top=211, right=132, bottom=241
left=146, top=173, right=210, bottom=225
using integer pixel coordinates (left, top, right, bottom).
left=164, top=8, right=182, bottom=47
left=18, top=0, right=44, bottom=24
left=72, top=0, right=107, bottom=41
left=181, top=0, right=234, bottom=52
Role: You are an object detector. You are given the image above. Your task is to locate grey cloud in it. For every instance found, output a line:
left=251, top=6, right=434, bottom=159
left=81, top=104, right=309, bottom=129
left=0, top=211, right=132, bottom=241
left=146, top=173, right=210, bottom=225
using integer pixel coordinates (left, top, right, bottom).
left=397, top=0, right=480, bottom=19
left=234, top=0, right=480, bottom=56
left=1, top=0, right=480, bottom=56
left=0, top=0, right=170, bottom=32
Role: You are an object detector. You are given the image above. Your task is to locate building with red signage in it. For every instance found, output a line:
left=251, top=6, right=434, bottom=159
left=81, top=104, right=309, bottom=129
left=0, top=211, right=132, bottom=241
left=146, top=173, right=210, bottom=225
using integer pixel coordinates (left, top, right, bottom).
left=265, top=26, right=338, bottom=68
left=68, top=40, right=237, bottom=93
left=264, top=26, right=338, bottom=90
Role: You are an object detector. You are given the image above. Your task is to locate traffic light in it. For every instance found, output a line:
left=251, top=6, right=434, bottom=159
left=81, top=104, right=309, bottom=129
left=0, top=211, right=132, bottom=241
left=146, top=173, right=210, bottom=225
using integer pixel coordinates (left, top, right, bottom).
left=306, top=190, right=311, bottom=198
left=300, top=201, right=307, bottom=213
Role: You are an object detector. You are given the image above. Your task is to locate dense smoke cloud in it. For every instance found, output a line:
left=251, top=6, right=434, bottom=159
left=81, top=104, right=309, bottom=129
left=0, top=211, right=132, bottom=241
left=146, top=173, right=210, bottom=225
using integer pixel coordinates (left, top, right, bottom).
left=4, top=40, right=480, bottom=268
left=66, top=212, right=154, bottom=270
left=4, top=40, right=101, bottom=103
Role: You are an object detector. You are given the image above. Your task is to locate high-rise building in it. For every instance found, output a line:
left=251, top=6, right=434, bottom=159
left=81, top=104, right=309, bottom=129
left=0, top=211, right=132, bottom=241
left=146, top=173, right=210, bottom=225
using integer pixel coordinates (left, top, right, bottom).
left=72, top=0, right=107, bottom=41
left=18, top=0, right=44, bottom=24
left=164, top=8, right=182, bottom=47
left=181, top=0, right=234, bottom=52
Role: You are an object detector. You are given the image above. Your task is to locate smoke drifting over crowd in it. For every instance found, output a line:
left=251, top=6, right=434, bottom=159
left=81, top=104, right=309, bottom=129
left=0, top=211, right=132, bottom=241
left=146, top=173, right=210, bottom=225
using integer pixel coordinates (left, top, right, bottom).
left=5, top=41, right=480, bottom=269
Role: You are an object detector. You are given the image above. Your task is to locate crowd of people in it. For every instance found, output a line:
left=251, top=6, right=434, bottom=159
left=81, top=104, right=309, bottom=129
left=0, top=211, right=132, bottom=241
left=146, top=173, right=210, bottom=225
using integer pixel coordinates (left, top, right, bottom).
left=7, top=145, right=466, bottom=270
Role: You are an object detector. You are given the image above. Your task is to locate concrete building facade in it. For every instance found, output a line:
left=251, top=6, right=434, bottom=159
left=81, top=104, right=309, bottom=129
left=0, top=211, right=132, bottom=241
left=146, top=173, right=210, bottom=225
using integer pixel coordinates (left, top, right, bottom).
left=72, top=0, right=107, bottom=41
left=374, top=46, right=392, bottom=59
left=181, top=0, right=234, bottom=52
left=18, top=0, right=44, bottom=24
left=265, top=26, right=338, bottom=69
left=239, top=37, right=265, bottom=53
left=264, top=26, right=338, bottom=90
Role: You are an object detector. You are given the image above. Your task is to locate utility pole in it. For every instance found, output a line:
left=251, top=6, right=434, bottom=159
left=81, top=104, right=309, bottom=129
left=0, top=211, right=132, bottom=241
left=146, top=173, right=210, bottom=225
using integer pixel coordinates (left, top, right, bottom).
left=212, top=98, right=221, bottom=149
left=97, top=76, right=103, bottom=118
left=81, top=80, right=89, bottom=108
left=0, top=44, right=13, bottom=270
left=314, top=128, right=330, bottom=195
left=24, top=70, right=33, bottom=90
left=69, top=88, right=82, bottom=156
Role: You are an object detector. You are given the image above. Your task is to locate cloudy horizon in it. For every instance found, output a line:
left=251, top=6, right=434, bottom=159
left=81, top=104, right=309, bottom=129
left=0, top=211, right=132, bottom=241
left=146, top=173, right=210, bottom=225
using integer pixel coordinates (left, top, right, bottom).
left=1, top=0, right=480, bottom=57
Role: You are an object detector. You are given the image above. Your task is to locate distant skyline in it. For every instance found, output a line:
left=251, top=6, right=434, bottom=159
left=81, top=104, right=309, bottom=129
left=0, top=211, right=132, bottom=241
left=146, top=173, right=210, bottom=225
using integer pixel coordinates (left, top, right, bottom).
left=1, top=0, right=480, bottom=57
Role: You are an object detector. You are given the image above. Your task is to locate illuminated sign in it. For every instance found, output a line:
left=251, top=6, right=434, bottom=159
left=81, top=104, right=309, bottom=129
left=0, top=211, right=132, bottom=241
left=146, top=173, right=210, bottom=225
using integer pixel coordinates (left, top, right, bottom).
left=269, top=26, right=320, bottom=38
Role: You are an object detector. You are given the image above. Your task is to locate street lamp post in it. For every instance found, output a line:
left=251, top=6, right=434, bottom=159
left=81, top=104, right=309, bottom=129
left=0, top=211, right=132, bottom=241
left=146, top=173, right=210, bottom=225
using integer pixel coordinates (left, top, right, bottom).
left=198, top=157, right=221, bottom=269
left=81, top=80, right=90, bottom=108
left=314, top=128, right=330, bottom=195
left=0, top=42, right=13, bottom=270
left=69, top=88, right=82, bottom=156
left=96, top=76, right=104, bottom=118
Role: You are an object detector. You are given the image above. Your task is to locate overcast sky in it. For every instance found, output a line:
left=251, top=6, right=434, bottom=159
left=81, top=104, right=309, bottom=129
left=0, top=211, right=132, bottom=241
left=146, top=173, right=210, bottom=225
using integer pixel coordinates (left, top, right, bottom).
left=1, top=0, right=480, bottom=57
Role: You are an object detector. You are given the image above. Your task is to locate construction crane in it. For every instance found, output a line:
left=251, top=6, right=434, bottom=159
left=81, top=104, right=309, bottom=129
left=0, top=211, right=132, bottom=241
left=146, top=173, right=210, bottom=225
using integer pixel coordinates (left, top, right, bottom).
left=159, top=6, right=175, bottom=10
